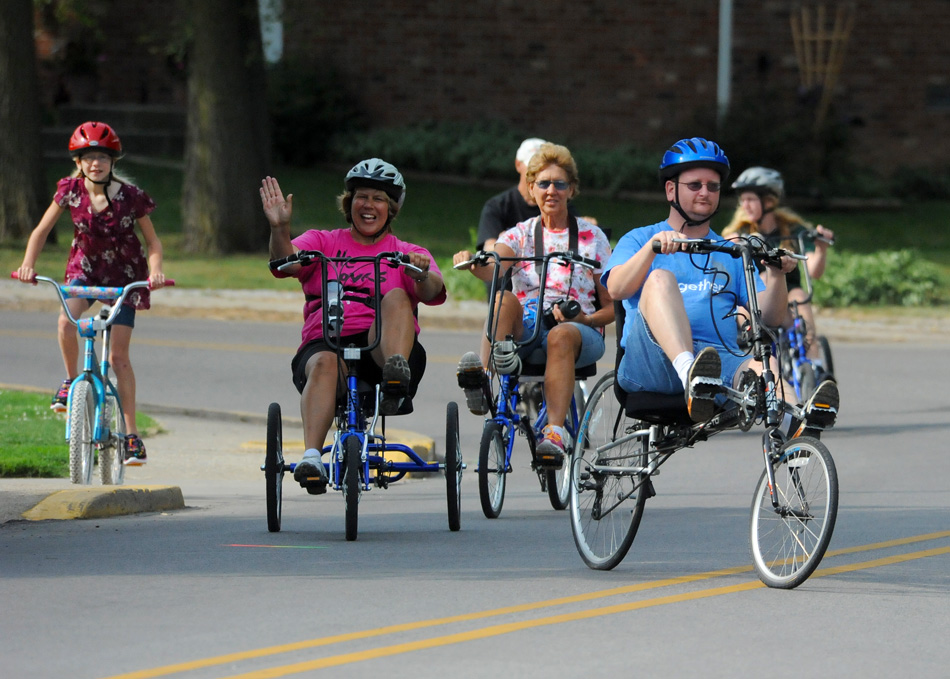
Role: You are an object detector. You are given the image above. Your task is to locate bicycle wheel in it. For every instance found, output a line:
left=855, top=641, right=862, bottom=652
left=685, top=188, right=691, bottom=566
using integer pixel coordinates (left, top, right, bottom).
left=570, top=371, right=649, bottom=570
left=343, top=435, right=362, bottom=541
left=68, top=380, right=95, bottom=485
left=265, top=402, right=284, bottom=532
left=478, top=421, right=508, bottom=519
left=817, top=335, right=835, bottom=379
left=98, top=393, right=126, bottom=485
left=750, top=436, right=838, bottom=589
left=799, top=363, right=817, bottom=403
left=545, top=394, right=579, bottom=511
left=445, top=401, right=462, bottom=532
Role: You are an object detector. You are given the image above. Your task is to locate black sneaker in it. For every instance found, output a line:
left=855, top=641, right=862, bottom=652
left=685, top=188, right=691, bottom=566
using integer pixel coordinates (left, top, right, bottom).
left=380, top=354, right=411, bottom=416
left=686, top=347, right=722, bottom=423
left=123, top=434, right=147, bottom=466
left=791, top=380, right=839, bottom=438
left=457, top=352, right=490, bottom=415
left=51, top=379, right=72, bottom=413
left=293, top=455, right=328, bottom=493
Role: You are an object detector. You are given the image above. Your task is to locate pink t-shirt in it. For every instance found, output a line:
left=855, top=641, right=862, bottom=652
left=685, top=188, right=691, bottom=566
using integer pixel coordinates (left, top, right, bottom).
left=277, top=229, right=446, bottom=349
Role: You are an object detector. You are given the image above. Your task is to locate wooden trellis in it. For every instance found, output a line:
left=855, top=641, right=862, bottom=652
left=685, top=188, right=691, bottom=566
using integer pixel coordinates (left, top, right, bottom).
left=790, top=2, right=856, bottom=130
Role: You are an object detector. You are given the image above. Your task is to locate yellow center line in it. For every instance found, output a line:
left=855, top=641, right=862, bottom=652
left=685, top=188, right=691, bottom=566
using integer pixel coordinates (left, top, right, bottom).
left=103, top=532, right=950, bottom=679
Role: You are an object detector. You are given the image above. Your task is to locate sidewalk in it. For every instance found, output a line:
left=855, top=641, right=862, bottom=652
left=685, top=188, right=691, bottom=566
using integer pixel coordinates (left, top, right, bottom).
left=0, top=406, right=437, bottom=524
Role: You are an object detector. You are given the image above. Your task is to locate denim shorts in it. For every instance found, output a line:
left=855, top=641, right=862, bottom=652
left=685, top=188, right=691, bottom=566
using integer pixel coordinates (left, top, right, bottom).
left=519, top=320, right=606, bottom=368
left=617, top=309, right=747, bottom=394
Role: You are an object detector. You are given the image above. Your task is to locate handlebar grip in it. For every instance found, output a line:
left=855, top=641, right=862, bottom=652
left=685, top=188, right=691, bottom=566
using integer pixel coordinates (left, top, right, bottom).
left=268, top=255, right=297, bottom=271
left=651, top=240, right=662, bottom=254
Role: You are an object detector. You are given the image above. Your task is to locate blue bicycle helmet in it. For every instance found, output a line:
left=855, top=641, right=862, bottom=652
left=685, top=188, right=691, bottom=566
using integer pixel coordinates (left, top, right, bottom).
left=659, top=137, right=730, bottom=227
left=658, top=137, right=730, bottom=184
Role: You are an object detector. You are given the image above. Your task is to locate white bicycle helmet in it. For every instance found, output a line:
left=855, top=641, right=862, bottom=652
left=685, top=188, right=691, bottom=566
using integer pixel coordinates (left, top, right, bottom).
left=345, top=158, right=406, bottom=207
left=732, top=166, right=784, bottom=199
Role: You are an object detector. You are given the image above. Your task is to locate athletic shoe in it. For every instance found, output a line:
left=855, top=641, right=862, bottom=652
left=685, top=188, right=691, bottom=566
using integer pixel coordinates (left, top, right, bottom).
left=123, top=434, right=148, bottom=466
left=790, top=379, right=839, bottom=438
left=51, top=379, right=72, bottom=413
left=686, top=347, right=722, bottom=423
left=380, top=354, right=411, bottom=416
left=293, top=454, right=328, bottom=493
left=536, top=424, right=571, bottom=470
left=456, top=352, right=490, bottom=415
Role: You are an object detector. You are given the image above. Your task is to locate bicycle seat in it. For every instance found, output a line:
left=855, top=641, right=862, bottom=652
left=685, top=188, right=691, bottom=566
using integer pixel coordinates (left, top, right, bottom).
left=520, top=347, right=598, bottom=380
left=612, top=301, right=690, bottom=425
left=354, top=379, right=414, bottom=416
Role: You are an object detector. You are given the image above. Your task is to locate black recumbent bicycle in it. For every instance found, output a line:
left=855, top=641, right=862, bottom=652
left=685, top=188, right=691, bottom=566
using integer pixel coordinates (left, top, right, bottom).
left=569, top=236, right=839, bottom=589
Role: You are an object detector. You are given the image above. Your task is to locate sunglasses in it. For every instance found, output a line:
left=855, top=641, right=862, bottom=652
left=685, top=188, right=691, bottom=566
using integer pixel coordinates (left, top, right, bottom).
left=677, top=181, right=722, bottom=192
left=535, top=179, right=570, bottom=191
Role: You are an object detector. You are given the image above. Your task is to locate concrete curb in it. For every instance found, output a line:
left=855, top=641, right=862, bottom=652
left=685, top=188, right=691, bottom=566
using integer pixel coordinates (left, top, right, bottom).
left=21, top=485, right=185, bottom=521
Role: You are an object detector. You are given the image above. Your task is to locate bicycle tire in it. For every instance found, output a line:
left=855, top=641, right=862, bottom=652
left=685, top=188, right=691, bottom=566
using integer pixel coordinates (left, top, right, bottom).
left=98, top=393, right=126, bottom=485
left=445, top=401, right=462, bottom=532
left=750, top=435, right=838, bottom=589
left=68, top=380, right=95, bottom=485
left=570, top=371, right=649, bottom=570
left=817, top=335, right=835, bottom=379
left=478, top=421, right=507, bottom=519
left=545, top=393, right=579, bottom=511
left=265, top=402, right=284, bottom=532
left=343, top=435, right=362, bottom=541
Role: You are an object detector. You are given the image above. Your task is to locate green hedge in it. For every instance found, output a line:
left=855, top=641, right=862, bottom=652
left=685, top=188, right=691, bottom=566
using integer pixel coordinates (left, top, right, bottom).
left=814, top=250, right=945, bottom=307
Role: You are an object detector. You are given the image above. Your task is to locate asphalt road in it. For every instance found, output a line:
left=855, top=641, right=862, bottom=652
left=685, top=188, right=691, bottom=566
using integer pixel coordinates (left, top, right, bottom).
left=1, top=307, right=949, bottom=678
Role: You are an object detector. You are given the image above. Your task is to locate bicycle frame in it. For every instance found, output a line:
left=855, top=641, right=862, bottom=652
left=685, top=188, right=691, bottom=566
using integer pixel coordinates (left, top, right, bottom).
left=271, top=251, right=444, bottom=492
left=18, top=276, right=153, bottom=444
left=478, top=249, right=596, bottom=444
left=587, top=238, right=808, bottom=506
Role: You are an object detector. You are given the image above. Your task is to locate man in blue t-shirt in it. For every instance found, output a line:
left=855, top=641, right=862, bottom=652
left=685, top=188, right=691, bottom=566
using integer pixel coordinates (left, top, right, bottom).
left=602, top=137, right=837, bottom=434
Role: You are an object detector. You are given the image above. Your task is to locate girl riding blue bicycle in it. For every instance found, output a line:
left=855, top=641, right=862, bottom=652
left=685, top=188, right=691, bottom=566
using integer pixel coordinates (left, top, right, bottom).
left=16, top=121, right=166, bottom=465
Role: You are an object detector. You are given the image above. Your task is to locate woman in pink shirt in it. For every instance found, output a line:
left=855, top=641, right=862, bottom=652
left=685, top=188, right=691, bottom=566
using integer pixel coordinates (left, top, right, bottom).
left=261, top=159, right=446, bottom=491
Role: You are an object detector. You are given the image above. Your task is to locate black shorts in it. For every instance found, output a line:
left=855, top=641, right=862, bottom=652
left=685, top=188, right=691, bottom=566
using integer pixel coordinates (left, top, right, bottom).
left=291, top=330, right=427, bottom=396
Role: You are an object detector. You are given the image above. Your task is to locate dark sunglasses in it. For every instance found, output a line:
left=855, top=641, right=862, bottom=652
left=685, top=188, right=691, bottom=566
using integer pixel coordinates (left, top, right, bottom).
left=535, top=179, right=570, bottom=191
left=677, top=181, right=722, bottom=192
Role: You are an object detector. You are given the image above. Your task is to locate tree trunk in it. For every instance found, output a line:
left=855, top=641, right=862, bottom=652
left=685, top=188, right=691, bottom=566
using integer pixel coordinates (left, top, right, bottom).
left=0, top=0, right=46, bottom=242
left=182, top=0, right=271, bottom=253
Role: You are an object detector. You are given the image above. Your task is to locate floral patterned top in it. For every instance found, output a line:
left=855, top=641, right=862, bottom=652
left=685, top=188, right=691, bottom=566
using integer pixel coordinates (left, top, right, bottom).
left=54, top=176, right=156, bottom=309
left=498, top=216, right=611, bottom=335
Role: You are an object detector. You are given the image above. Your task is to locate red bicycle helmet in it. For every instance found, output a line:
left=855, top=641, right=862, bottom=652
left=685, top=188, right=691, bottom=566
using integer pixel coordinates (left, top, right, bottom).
left=68, top=122, right=123, bottom=157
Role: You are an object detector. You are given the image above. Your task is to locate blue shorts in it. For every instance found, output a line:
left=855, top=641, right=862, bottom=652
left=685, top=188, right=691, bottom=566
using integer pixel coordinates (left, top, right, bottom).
left=519, top=319, right=606, bottom=368
left=617, top=310, right=747, bottom=394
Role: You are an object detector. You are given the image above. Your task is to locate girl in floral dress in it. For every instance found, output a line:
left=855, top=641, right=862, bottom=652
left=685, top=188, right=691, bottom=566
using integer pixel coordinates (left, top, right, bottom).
left=16, top=121, right=166, bottom=465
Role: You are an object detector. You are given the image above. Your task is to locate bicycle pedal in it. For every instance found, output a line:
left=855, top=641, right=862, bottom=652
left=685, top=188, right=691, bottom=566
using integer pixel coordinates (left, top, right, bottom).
left=804, top=405, right=837, bottom=430
left=689, top=376, right=721, bottom=398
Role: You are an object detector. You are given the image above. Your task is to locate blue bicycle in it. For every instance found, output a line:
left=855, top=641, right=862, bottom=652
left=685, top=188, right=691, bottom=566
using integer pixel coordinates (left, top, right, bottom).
left=455, top=250, right=599, bottom=518
left=774, top=229, right=836, bottom=402
left=264, top=250, right=462, bottom=540
left=13, top=273, right=173, bottom=485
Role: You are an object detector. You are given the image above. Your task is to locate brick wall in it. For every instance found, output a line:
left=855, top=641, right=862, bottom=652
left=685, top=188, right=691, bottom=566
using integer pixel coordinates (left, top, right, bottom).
left=35, top=0, right=950, bottom=172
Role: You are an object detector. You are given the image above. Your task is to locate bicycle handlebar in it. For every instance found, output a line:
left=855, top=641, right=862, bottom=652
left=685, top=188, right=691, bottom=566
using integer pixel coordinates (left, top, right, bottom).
left=11, top=273, right=175, bottom=328
left=651, top=237, right=806, bottom=265
left=454, top=249, right=600, bottom=271
left=269, top=249, right=424, bottom=275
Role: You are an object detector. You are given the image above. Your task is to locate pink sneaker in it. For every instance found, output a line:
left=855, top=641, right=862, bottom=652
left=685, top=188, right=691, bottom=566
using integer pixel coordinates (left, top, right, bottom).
left=123, top=434, right=147, bottom=466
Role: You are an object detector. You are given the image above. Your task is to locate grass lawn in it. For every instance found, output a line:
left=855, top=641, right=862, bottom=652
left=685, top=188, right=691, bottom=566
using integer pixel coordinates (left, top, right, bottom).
left=0, top=390, right=162, bottom=478
left=2, top=158, right=948, bottom=295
